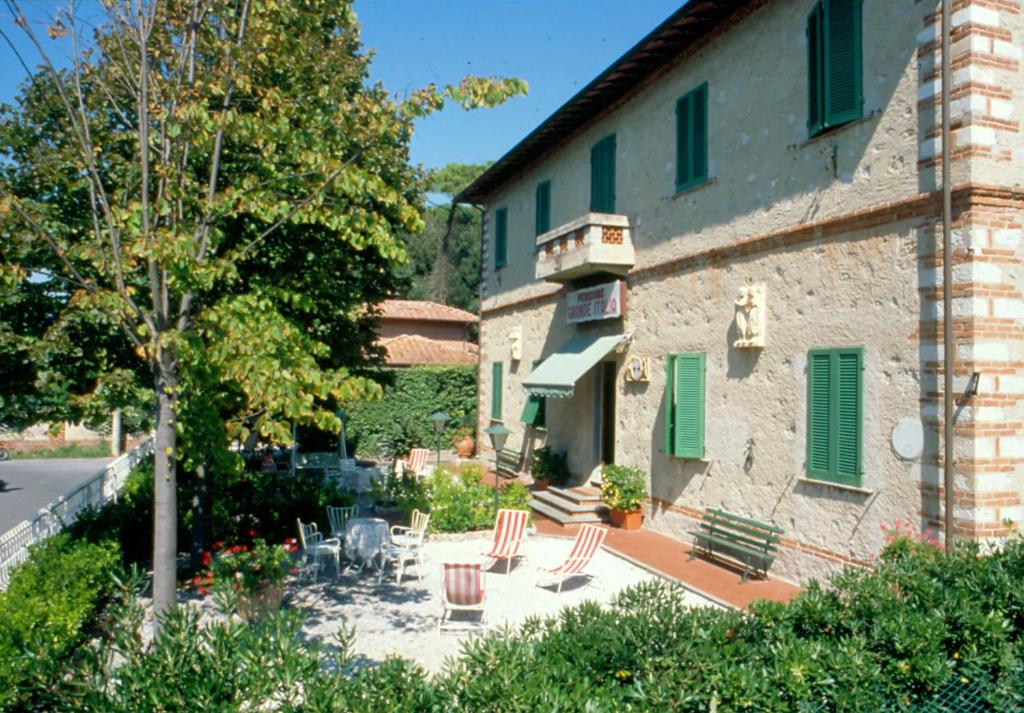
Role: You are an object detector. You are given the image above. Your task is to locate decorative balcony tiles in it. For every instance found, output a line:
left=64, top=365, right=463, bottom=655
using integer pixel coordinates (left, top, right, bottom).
left=535, top=213, right=635, bottom=283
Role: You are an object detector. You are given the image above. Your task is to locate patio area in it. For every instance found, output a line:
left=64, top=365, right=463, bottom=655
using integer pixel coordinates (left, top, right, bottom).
left=281, top=532, right=719, bottom=673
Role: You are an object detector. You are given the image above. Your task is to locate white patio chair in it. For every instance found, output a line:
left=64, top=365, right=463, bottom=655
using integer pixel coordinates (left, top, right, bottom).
left=296, top=518, right=341, bottom=582
left=380, top=509, right=431, bottom=585
left=438, top=562, right=486, bottom=633
left=326, top=505, right=358, bottom=542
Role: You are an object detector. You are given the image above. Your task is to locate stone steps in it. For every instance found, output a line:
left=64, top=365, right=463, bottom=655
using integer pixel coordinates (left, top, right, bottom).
left=531, top=486, right=608, bottom=526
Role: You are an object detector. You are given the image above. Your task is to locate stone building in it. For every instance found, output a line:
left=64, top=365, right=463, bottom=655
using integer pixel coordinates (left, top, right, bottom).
left=460, top=0, right=1024, bottom=581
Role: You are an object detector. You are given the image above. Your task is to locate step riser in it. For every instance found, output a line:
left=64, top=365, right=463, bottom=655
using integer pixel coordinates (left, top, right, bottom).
left=533, top=492, right=609, bottom=515
left=531, top=500, right=608, bottom=525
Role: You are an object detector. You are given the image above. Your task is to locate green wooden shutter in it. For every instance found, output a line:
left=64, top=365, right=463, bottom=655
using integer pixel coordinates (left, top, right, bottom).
left=691, top=83, right=708, bottom=184
left=494, top=208, right=508, bottom=269
left=806, top=2, right=824, bottom=134
left=675, top=95, right=691, bottom=189
left=491, top=362, right=503, bottom=420
left=806, top=350, right=833, bottom=477
left=664, top=355, right=676, bottom=454
left=521, top=395, right=541, bottom=425
left=807, top=348, right=862, bottom=485
left=535, top=181, right=551, bottom=236
left=673, top=353, right=705, bottom=459
left=824, top=0, right=862, bottom=127
left=590, top=134, right=616, bottom=213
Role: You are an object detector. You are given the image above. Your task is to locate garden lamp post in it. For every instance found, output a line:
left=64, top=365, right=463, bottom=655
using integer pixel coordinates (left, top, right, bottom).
left=483, top=424, right=511, bottom=516
left=428, top=411, right=450, bottom=467
left=335, top=410, right=348, bottom=464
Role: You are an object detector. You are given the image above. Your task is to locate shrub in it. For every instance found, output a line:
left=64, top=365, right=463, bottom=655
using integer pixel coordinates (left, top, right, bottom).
left=423, top=464, right=531, bottom=533
left=599, top=463, right=647, bottom=511
left=0, top=534, right=122, bottom=712
left=343, top=365, right=477, bottom=456
left=530, top=446, right=570, bottom=486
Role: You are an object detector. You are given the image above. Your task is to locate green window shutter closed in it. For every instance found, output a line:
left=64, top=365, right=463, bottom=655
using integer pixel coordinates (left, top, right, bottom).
left=521, top=395, right=541, bottom=425
left=676, top=83, right=708, bottom=192
left=824, top=0, right=862, bottom=127
left=673, top=353, right=705, bottom=459
left=590, top=134, right=616, bottom=213
left=807, top=0, right=861, bottom=136
left=535, top=181, right=551, bottom=236
left=491, top=362, right=503, bottom=420
left=807, top=348, right=862, bottom=485
left=494, top=208, right=508, bottom=269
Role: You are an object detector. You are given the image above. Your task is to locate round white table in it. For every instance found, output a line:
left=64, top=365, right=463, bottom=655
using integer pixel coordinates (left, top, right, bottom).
left=344, top=517, right=390, bottom=571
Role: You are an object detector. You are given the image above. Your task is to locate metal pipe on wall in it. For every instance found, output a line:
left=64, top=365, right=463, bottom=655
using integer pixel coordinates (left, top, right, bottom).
left=941, top=0, right=955, bottom=546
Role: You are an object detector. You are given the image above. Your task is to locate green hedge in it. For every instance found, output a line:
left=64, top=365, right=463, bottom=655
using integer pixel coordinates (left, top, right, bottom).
left=344, top=365, right=477, bottom=457
left=0, top=534, right=122, bottom=712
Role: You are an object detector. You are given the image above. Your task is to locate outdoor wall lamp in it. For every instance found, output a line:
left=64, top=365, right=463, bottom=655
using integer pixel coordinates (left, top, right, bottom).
left=428, top=411, right=450, bottom=466
left=483, top=423, right=511, bottom=515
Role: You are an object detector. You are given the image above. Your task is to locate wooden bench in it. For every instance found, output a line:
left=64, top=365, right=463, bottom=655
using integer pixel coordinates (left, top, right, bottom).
left=496, top=447, right=523, bottom=479
left=690, top=508, right=784, bottom=581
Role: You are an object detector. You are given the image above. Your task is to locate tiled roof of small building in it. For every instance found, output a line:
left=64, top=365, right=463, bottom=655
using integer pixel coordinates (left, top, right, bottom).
left=378, top=300, right=478, bottom=323
left=380, top=334, right=479, bottom=366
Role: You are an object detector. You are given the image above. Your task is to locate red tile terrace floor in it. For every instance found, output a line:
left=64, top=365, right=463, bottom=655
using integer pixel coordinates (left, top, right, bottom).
left=479, top=470, right=802, bottom=610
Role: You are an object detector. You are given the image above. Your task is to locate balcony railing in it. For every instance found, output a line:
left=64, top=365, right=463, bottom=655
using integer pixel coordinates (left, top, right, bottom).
left=535, top=213, right=635, bottom=283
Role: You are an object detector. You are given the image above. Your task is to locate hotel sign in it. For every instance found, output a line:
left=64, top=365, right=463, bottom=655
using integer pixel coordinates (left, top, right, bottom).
left=567, top=280, right=624, bottom=324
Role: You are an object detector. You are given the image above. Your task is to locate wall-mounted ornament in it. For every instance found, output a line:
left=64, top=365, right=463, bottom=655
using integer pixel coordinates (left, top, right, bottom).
left=733, top=284, right=766, bottom=348
left=508, top=327, right=522, bottom=362
left=624, top=355, right=650, bottom=383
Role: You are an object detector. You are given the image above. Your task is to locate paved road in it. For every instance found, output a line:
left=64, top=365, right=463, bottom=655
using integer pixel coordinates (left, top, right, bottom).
left=0, top=458, right=113, bottom=534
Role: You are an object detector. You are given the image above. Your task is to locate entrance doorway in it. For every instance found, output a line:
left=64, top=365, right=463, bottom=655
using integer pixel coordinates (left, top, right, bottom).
left=600, top=361, right=616, bottom=466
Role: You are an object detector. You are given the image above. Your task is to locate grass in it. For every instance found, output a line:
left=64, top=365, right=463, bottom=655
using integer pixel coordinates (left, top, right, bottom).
left=9, top=442, right=113, bottom=460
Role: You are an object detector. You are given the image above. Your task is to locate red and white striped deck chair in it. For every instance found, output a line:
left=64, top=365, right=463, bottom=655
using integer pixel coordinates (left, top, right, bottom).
left=398, top=448, right=431, bottom=477
left=438, top=562, right=486, bottom=633
left=482, top=508, right=529, bottom=574
left=537, top=524, right=607, bottom=593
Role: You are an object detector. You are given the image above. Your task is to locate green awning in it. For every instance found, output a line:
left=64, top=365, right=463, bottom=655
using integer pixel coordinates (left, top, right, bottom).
left=523, top=333, right=626, bottom=398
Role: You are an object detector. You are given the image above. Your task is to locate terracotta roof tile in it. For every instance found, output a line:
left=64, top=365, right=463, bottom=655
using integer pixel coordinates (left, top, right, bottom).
left=377, top=300, right=478, bottom=323
left=380, top=334, right=479, bottom=366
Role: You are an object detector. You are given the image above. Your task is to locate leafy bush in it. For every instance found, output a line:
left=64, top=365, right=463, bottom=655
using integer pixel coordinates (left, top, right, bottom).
left=371, top=471, right=430, bottom=521
left=530, top=446, right=570, bottom=486
left=600, top=463, right=647, bottom=511
left=423, top=464, right=530, bottom=533
left=0, top=534, right=122, bottom=712
left=344, top=365, right=476, bottom=456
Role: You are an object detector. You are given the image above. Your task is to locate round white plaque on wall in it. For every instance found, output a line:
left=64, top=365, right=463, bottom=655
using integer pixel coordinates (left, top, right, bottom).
left=891, top=418, right=924, bottom=461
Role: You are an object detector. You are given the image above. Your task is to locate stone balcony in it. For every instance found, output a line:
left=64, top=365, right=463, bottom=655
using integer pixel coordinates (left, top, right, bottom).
left=535, top=213, right=635, bottom=283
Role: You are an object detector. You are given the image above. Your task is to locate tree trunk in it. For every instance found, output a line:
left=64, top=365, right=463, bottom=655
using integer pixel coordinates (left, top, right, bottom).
left=152, top=354, right=179, bottom=625
left=190, top=461, right=213, bottom=571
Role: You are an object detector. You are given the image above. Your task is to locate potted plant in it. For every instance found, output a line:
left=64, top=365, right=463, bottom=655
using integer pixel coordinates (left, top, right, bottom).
left=600, top=463, right=647, bottom=530
left=530, top=446, right=570, bottom=491
left=454, top=427, right=475, bottom=458
left=195, top=538, right=295, bottom=622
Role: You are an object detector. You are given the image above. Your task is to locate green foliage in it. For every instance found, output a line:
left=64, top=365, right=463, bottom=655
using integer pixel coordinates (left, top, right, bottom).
left=423, top=464, right=530, bottom=533
left=600, top=463, right=647, bottom=511
left=344, top=366, right=477, bottom=456
left=530, top=446, right=570, bottom=486
left=8, top=441, right=112, bottom=459
left=371, top=472, right=430, bottom=522
left=0, top=534, right=122, bottom=712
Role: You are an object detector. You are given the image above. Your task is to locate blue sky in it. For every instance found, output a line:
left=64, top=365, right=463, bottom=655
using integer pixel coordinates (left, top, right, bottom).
left=0, top=1, right=683, bottom=170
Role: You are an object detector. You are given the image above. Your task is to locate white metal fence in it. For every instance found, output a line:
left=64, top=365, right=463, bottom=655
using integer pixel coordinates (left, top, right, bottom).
left=0, top=438, right=154, bottom=590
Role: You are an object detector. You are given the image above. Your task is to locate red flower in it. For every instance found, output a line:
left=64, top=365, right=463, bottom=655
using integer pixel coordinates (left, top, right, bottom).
left=197, top=586, right=207, bottom=596
left=201, top=551, right=212, bottom=566
left=290, top=567, right=300, bottom=575
left=213, top=541, right=224, bottom=551
left=247, top=528, right=257, bottom=538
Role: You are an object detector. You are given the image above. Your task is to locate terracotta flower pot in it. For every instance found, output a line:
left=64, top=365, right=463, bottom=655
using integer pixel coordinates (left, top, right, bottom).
left=236, top=584, right=284, bottom=623
left=533, top=478, right=549, bottom=491
left=455, top=433, right=475, bottom=458
left=609, top=508, right=643, bottom=530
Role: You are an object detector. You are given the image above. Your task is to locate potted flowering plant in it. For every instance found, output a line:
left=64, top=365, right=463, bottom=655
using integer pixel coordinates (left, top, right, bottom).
left=530, top=446, right=570, bottom=491
left=600, top=463, right=647, bottom=530
left=194, top=537, right=297, bottom=622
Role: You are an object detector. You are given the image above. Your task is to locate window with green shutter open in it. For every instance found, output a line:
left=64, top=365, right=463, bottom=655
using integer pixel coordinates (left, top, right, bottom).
left=664, top=353, right=705, bottom=459
left=521, top=360, right=546, bottom=427
left=676, top=82, right=708, bottom=192
left=806, top=347, right=863, bottom=486
left=535, top=181, right=551, bottom=236
left=590, top=134, right=616, bottom=214
left=494, top=208, right=508, bottom=269
left=806, top=0, right=862, bottom=137
left=491, top=362, right=503, bottom=420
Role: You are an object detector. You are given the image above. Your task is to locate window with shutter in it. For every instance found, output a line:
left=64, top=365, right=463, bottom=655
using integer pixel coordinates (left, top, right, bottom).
left=676, top=83, right=708, bottom=192
left=806, top=348, right=862, bottom=486
left=535, top=181, right=551, bottom=236
left=664, top=353, right=706, bottom=459
left=590, top=134, right=616, bottom=213
left=494, top=208, right=508, bottom=269
left=521, top=395, right=546, bottom=427
left=491, top=362, right=503, bottom=420
left=806, top=0, right=862, bottom=137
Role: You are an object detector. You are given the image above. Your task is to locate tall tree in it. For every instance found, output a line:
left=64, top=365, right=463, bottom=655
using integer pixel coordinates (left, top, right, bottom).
left=0, top=0, right=524, bottom=622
